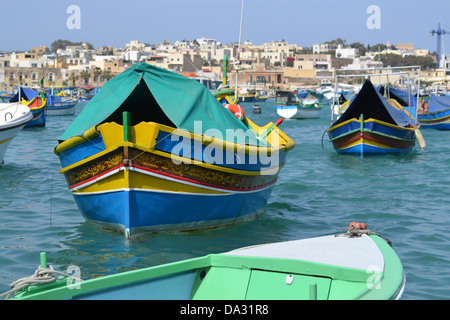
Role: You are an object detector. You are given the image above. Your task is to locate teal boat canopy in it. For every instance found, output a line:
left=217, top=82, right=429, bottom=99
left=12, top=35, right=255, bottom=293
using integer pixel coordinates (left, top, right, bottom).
left=59, top=63, right=262, bottom=146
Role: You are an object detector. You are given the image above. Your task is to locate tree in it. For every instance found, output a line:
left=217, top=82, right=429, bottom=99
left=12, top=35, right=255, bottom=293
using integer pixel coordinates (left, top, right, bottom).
left=80, top=70, right=90, bottom=85
left=50, top=39, right=94, bottom=52
left=93, top=67, right=102, bottom=86
left=68, top=73, right=79, bottom=86
left=375, top=53, right=435, bottom=69
left=103, top=70, right=113, bottom=81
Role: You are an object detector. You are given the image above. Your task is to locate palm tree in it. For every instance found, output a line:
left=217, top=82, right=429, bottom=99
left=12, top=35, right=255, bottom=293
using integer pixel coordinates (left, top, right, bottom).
left=68, top=73, right=79, bottom=86
left=93, top=67, right=102, bottom=86
left=103, top=70, right=113, bottom=81
left=80, top=70, right=90, bottom=85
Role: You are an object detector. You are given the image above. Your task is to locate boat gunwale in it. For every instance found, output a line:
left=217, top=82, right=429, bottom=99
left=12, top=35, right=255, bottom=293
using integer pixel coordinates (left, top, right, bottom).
left=11, top=235, right=403, bottom=300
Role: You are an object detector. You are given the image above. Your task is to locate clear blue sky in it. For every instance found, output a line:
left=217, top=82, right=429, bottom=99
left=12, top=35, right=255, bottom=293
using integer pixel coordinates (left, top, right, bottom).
left=1, top=0, right=449, bottom=53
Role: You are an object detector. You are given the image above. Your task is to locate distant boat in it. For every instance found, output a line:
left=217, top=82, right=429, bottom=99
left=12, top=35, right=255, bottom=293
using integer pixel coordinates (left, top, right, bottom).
left=274, top=90, right=322, bottom=119
left=79, top=86, right=98, bottom=101
left=0, top=91, right=15, bottom=102
left=327, top=79, right=421, bottom=155
left=6, top=226, right=405, bottom=300
left=54, top=63, right=295, bottom=239
left=254, top=91, right=268, bottom=102
left=0, top=102, right=33, bottom=165
left=238, top=89, right=257, bottom=102
left=45, top=94, right=77, bottom=116
left=10, top=88, right=47, bottom=127
left=417, top=96, right=450, bottom=130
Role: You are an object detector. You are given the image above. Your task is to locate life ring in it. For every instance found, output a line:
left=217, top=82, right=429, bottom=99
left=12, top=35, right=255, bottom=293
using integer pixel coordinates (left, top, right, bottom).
left=223, top=104, right=245, bottom=120
left=420, top=101, right=428, bottom=114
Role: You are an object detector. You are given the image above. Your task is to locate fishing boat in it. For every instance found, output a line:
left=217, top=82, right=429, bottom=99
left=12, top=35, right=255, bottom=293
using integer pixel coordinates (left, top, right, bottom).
left=416, top=96, right=450, bottom=129
left=239, top=89, right=257, bottom=102
left=0, top=91, right=15, bottom=102
left=54, top=63, right=295, bottom=239
left=10, top=88, right=47, bottom=127
left=4, top=224, right=405, bottom=300
left=0, top=102, right=33, bottom=164
left=254, top=91, right=268, bottom=102
left=79, top=86, right=97, bottom=101
left=327, top=79, right=421, bottom=155
left=274, top=90, right=321, bottom=119
left=45, top=94, right=77, bottom=116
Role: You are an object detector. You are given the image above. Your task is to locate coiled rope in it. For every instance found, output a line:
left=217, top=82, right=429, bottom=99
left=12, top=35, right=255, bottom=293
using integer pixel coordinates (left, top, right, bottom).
left=0, top=265, right=82, bottom=300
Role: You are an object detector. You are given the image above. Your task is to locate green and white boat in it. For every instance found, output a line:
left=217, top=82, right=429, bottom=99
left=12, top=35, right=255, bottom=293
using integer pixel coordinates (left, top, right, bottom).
left=4, top=228, right=405, bottom=300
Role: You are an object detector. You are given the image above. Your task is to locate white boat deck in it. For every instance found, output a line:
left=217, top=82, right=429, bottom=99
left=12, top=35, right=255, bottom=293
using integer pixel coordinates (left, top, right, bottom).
left=225, top=234, right=384, bottom=271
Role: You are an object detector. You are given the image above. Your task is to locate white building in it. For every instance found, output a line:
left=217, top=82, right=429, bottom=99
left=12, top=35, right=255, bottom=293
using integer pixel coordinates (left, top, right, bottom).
left=122, top=51, right=141, bottom=62
left=336, top=47, right=359, bottom=59
left=313, top=43, right=338, bottom=54
left=196, top=38, right=221, bottom=46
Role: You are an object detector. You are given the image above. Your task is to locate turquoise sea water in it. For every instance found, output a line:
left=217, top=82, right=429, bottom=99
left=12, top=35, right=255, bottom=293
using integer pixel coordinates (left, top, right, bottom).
left=1, top=99, right=449, bottom=300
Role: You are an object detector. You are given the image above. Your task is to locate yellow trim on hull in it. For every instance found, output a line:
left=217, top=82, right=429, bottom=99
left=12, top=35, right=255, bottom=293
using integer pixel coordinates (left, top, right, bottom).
left=72, top=167, right=227, bottom=195
left=0, top=137, right=14, bottom=145
left=342, top=138, right=393, bottom=150
left=328, top=117, right=416, bottom=133
left=56, top=119, right=295, bottom=177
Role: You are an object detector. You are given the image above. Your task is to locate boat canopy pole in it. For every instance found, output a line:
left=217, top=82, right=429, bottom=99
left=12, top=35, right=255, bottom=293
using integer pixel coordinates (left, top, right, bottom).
left=335, top=72, right=408, bottom=78
left=235, top=0, right=244, bottom=100
left=338, top=65, right=422, bottom=73
left=331, top=75, right=339, bottom=124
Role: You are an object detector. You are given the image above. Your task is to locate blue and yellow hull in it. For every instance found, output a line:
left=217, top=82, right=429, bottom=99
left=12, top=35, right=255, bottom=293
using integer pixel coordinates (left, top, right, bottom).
left=79, top=93, right=94, bottom=101
left=417, top=109, right=450, bottom=130
left=327, top=118, right=416, bottom=155
left=22, top=96, right=46, bottom=127
left=55, top=120, right=294, bottom=238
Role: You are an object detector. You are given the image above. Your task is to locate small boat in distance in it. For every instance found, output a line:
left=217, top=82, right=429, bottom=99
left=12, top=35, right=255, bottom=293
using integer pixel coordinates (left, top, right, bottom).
left=327, top=79, right=421, bottom=155
left=5, top=225, right=405, bottom=300
left=417, top=96, right=450, bottom=129
left=0, top=102, right=33, bottom=165
left=274, top=90, right=322, bottom=119
left=9, top=87, right=47, bottom=127
left=45, top=94, right=77, bottom=116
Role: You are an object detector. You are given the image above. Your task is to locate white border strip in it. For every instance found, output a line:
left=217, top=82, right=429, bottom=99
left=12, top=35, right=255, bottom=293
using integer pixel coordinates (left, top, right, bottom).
left=70, top=165, right=274, bottom=195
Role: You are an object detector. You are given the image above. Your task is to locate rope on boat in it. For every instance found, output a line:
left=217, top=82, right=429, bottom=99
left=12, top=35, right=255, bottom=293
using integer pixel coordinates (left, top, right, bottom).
left=335, top=226, right=380, bottom=238
left=321, top=128, right=328, bottom=150
left=0, top=265, right=82, bottom=300
left=335, top=223, right=393, bottom=247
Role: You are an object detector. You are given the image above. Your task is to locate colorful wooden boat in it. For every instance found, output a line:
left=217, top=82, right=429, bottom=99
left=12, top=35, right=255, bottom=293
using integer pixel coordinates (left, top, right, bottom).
left=10, top=88, right=47, bottom=127
left=0, top=102, right=33, bottom=164
left=327, top=79, right=420, bottom=155
left=45, top=94, right=77, bottom=115
left=0, top=91, right=15, bottom=102
left=79, top=86, right=98, bottom=101
left=274, top=90, right=322, bottom=119
left=417, top=96, right=450, bottom=129
left=54, top=63, right=295, bottom=239
left=5, top=226, right=405, bottom=300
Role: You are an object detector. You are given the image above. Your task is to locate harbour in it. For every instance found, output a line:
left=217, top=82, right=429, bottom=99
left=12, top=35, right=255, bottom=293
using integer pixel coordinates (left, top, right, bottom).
left=1, top=99, right=450, bottom=300
left=1, top=0, right=450, bottom=302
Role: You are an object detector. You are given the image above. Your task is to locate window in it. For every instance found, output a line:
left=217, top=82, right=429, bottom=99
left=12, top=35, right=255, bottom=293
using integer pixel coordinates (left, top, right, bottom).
left=256, top=76, right=266, bottom=83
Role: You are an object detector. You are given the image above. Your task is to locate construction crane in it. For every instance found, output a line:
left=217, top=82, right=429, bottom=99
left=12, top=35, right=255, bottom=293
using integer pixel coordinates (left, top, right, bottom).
left=431, top=21, right=448, bottom=68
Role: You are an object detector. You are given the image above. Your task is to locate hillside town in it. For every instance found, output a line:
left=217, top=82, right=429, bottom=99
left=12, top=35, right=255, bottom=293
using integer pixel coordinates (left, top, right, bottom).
left=0, top=38, right=448, bottom=93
